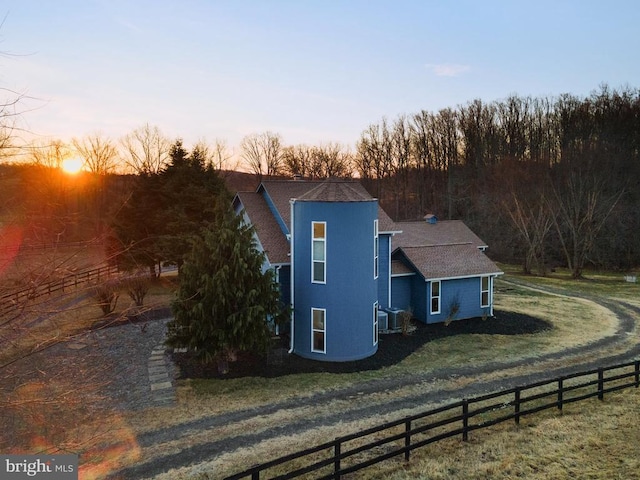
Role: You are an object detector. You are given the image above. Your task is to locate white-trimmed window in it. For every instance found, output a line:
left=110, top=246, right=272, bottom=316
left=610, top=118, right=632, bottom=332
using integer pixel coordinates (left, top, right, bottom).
left=481, top=276, right=491, bottom=308
left=374, top=219, right=379, bottom=279
left=430, top=280, right=441, bottom=314
left=312, top=222, right=326, bottom=283
left=373, top=301, right=379, bottom=345
left=311, top=308, right=326, bottom=353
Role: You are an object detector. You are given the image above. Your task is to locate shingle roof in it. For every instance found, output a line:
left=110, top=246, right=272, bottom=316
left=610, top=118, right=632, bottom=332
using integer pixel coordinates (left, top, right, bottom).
left=393, top=220, right=487, bottom=249
left=396, top=243, right=502, bottom=280
left=237, top=179, right=500, bottom=278
left=296, top=179, right=373, bottom=202
left=260, top=179, right=397, bottom=233
left=235, top=192, right=290, bottom=264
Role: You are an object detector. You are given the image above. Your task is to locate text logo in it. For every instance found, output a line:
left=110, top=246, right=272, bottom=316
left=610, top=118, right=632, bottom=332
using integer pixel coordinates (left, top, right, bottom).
left=0, top=455, right=78, bottom=479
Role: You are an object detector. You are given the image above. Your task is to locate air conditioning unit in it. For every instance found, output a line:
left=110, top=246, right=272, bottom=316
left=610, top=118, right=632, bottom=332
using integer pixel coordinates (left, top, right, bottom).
left=377, top=311, right=388, bottom=331
left=384, top=308, right=404, bottom=330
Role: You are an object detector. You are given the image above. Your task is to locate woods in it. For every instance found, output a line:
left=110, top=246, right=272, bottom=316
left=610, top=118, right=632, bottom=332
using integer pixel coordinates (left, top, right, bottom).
left=1, top=84, right=639, bottom=277
left=353, top=85, right=639, bottom=276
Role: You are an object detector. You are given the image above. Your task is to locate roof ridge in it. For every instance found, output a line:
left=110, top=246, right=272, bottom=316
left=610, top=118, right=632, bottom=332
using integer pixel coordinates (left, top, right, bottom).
left=402, top=242, right=473, bottom=248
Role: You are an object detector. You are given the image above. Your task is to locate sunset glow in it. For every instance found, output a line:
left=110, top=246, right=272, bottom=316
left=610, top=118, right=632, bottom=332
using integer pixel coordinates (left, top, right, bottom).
left=62, top=158, right=84, bottom=174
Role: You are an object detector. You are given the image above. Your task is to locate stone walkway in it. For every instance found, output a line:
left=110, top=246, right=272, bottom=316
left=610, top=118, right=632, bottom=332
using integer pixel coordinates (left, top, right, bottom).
left=147, top=344, right=176, bottom=407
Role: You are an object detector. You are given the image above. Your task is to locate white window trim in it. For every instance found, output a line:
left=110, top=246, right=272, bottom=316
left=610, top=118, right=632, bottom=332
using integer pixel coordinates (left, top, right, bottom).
left=311, top=221, right=326, bottom=284
left=373, top=301, right=379, bottom=346
left=481, top=276, right=491, bottom=308
left=311, top=307, right=326, bottom=354
left=374, top=219, right=379, bottom=279
left=430, top=280, right=441, bottom=315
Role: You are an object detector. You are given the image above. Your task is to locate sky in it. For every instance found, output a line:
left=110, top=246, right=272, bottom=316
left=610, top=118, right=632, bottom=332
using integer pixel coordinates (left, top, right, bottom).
left=2, top=0, right=640, bottom=154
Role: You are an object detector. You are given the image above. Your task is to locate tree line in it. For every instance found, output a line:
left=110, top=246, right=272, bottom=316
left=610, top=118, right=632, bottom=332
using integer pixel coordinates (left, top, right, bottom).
left=2, top=84, right=639, bottom=277
left=234, top=85, right=640, bottom=277
left=353, top=84, right=638, bottom=277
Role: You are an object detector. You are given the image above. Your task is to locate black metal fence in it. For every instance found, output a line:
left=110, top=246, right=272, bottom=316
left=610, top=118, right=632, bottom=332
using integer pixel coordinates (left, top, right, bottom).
left=227, top=360, right=640, bottom=479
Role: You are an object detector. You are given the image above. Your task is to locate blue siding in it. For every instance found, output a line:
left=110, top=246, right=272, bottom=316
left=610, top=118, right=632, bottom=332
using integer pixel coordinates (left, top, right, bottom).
left=425, top=277, right=486, bottom=324
left=292, top=200, right=378, bottom=361
left=377, top=234, right=391, bottom=309
left=411, top=275, right=427, bottom=322
left=391, top=276, right=412, bottom=311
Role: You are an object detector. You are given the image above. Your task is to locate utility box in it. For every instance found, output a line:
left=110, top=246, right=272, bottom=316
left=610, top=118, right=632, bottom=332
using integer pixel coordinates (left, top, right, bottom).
left=377, top=311, right=388, bottom=331
left=384, top=308, right=404, bottom=330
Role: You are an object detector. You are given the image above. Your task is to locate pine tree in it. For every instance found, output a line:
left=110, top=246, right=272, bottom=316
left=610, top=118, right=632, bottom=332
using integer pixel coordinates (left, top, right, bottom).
left=166, top=204, right=285, bottom=366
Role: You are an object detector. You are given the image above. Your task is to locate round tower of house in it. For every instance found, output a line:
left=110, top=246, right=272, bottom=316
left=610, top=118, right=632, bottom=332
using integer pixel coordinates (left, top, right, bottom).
left=291, top=181, right=379, bottom=361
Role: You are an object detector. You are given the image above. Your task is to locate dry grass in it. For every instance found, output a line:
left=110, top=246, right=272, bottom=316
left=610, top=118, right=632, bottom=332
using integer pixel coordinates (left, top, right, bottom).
left=500, top=263, right=640, bottom=302
left=367, top=387, right=640, bottom=480
left=127, top=272, right=640, bottom=480
left=146, top=283, right=620, bottom=424
left=146, top=386, right=640, bottom=480
left=0, top=243, right=106, bottom=289
left=0, top=275, right=176, bottom=369
left=3, top=260, right=639, bottom=479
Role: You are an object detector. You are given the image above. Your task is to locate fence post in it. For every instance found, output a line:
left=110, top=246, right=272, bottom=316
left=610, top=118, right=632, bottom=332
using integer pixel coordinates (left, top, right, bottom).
left=462, top=400, right=469, bottom=442
left=557, top=378, right=563, bottom=411
left=598, top=368, right=604, bottom=401
left=514, top=388, right=520, bottom=425
left=334, top=439, right=341, bottom=480
left=635, top=360, right=639, bottom=388
left=252, top=471, right=259, bottom=480
left=405, top=420, right=411, bottom=461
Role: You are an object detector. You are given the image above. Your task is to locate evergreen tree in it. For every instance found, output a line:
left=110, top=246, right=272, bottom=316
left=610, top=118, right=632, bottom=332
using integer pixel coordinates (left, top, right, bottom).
left=110, top=172, right=167, bottom=276
left=158, top=140, right=225, bottom=270
left=166, top=204, right=285, bottom=365
left=109, top=139, right=226, bottom=275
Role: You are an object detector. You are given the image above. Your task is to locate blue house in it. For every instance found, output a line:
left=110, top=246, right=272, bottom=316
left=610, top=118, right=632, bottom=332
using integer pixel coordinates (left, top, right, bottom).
left=233, top=178, right=502, bottom=362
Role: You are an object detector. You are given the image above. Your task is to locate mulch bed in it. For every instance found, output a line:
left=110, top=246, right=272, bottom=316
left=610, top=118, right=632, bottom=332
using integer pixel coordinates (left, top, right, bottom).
left=172, top=310, right=551, bottom=379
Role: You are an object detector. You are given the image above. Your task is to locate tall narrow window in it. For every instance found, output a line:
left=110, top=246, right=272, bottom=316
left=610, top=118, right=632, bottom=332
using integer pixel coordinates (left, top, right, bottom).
left=430, top=280, right=441, bottom=314
left=311, top=308, right=326, bottom=353
left=373, top=301, right=379, bottom=345
left=481, top=276, right=491, bottom=308
left=312, top=222, right=326, bottom=283
left=374, top=219, right=379, bottom=279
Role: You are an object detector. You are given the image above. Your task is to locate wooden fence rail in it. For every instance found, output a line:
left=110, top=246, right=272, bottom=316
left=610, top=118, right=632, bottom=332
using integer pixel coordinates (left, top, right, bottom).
left=0, top=264, right=119, bottom=318
left=226, top=359, right=640, bottom=480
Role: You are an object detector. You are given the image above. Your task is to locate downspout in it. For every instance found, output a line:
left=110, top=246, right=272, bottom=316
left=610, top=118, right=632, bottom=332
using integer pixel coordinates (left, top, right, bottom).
left=388, top=236, right=392, bottom=308
left=274, top=265, right=281, bottom=336
left=288, top=199, right=296, bottom=354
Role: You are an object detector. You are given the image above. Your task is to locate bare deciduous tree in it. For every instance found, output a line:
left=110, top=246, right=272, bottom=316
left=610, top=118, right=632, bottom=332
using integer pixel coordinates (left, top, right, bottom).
left=281, top=144, right=313, bottom=178
left=192, top=138, right=237, bottom=174
left=309, top=142, right=352, bottom=179
left=241, top=131, right=283, bottom=181
left=72, top=133, right=119, bottom=175
left=503, top=186, right=554, bottom=275
left=548, top=172, right=624, bottom=279
left=120, top=124, right=170, bottom=175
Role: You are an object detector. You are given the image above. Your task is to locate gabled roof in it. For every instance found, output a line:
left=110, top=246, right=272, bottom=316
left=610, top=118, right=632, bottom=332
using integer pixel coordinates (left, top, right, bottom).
left=236, top=178, right=500, bottom=278
left=234, top=192, right=290, bottom=265
left=393, top=220, right=487, bottom=249
left=394, top=243, right=502, bottom=280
